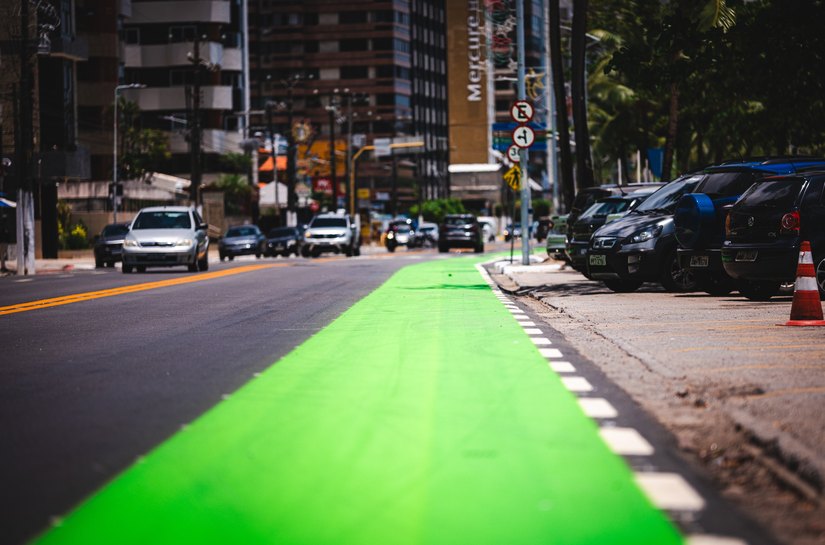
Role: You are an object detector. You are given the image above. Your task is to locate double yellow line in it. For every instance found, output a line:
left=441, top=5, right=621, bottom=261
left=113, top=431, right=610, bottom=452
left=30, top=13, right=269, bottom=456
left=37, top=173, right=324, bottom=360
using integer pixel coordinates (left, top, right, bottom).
left=0, top=263, right=285, bottom=316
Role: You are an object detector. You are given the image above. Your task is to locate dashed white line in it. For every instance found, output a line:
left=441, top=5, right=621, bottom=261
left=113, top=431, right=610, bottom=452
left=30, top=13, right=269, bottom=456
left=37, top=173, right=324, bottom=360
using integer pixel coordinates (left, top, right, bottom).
left=560, top=376, right=594, bottom=392
left=577, top=398, right=618, bottom=419
left=509, top=309, right=525, bottom=314
left=686, top=536, right=748, bottom=545
left=514, top=315, right=531, bottom=321
left=538, top=348, right=563, bottom=358
left=523, top=328, right=543, bottom=335
left=549, top=361, right=575, bottom=373
left=634, top=472, right=706, bottom=511
left=530, top=337, right=553, bottom=346
left=599, top=427, right=655, bottom=456
left=518, top=321, right=536, bottom=326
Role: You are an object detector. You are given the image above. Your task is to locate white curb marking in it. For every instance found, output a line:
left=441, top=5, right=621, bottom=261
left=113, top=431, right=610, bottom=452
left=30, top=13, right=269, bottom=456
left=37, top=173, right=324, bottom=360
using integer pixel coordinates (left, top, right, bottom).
left=510, top=309, right=525, bottom=314
left=634, top=472, right=706, bottom=511
left=561, top=376, right=594, bottom=392
left=549, top=361, right=575, bottom=373
left=686, top=536, right=748, bottom=545
left=531, top=337, right=552, bottom=346
left=518, top=321, right=536, bottom=326
left=599, top=427, right=655, bottom=456
left=538, top=348, right=563, bottom=358
left=578, top=398, right=618, bottom=419
left=523, top=328, right=543, bottom=335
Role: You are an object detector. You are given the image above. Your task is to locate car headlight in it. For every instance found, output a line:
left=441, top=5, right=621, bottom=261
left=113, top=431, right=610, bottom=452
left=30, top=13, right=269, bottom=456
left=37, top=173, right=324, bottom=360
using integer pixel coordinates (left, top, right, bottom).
left=175, top=238, right=193, bottom=247
left=304, top=230, right=313, bottom=238
left=124, top=238, right=139, bottom=247
left=387, top=232, right=395, bottom=239
left=629, top=225, right=663, bottom=243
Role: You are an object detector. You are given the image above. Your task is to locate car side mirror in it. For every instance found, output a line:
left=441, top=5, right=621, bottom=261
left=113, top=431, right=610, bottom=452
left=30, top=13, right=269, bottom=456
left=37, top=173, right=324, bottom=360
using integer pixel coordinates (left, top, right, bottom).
left=198, top=222, right=208, bottom=231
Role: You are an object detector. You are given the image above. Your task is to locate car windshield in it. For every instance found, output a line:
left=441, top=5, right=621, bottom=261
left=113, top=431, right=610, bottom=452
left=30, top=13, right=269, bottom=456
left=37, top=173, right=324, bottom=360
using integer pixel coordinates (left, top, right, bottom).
left=268, top=227, right=295, bottom=238
left=226, top=226, right=259, bottom=237
left=634, top=175, right=704, bottom=213
left=133, top=211, right=191, bottom=230
left=579, top=199, right=631, bottom=220
left=738, top=179, right=803, bottom=209
left=102, top=224, right=129, bottom=237
left=445, top=217, right=472, bottom=226
left=311, top=217, right=347, bottom=228
left=396, top=225, right=412, bottom=233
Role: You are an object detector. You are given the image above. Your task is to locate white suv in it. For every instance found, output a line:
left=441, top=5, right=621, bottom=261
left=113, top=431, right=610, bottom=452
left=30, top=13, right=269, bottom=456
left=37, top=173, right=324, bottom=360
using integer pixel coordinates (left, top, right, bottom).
left=302, top=213, right=361, bottom=258
left=122, top=206, right=209, bottom=273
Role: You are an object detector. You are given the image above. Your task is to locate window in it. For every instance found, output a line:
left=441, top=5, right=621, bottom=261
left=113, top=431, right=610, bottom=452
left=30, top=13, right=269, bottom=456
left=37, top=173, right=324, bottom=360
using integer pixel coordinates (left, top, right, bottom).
left=340, top=11, right=367, bottom=24
left=340, top=39, right=368, bottom=52
left=340, top=66, right=368, bottom=79
left=376, top=94, right=396, bottom=106
left=124, top=28, right=139, bottom=45
left=376, top=65, right=394, bottom=78
left=372, top=38, right=392, bottom=51
left=170, top=70, right=194, bottom=86
left=394, top=38, right=410, bottom=53
left=373, top=10, right=393, bottom=23
left=305, top=40, right=319, bottom=53
left=169, top=25, right=196, bottom=43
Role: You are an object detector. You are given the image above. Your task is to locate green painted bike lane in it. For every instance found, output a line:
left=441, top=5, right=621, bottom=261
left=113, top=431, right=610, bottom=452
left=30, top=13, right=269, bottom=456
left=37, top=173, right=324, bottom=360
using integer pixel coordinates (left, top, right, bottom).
left=35, top=256, right=682, bottom=545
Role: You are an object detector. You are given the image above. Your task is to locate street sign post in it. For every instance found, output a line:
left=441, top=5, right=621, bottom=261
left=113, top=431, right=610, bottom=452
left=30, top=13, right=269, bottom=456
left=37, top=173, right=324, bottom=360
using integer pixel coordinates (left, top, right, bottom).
left=507, top=145, right=521, bottom=163
left=509, top=100, right=534, bottom=124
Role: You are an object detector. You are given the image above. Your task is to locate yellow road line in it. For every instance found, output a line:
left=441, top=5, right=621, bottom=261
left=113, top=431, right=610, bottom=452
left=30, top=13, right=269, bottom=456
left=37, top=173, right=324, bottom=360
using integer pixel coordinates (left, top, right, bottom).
left=0, top=263, right=285, bottom=316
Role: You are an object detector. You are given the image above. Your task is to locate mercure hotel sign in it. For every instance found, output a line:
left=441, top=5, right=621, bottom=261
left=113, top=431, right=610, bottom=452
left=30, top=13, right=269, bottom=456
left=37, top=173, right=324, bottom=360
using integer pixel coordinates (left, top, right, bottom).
left=467, top=0, right=483, bottom=101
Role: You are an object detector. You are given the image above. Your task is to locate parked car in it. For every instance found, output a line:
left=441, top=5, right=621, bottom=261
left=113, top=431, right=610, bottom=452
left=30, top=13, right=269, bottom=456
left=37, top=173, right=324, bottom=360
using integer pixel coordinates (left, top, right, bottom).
left=417, top=222, right=439, bottom=247
left=586, top=174, right=705, bottom=292
left=93, top=222, right=130, bottom=268
left=566, top=183, right=665, bottom=242
left=265, top=226, right=302, bottom=257
left=721, top=170, right=825, bottom=300
left=122, top=206, right=209, bottom=273
left=674, top=157, right=825, bottom=295
left=218, top=225, right=266, bottom=261
left=545, top=214, right=568, bottom=261
left=302, top=212, right=361, bottom=257
left=438, top=214, right=484, bottom=253
left=566, top=188, right=658, bottom=273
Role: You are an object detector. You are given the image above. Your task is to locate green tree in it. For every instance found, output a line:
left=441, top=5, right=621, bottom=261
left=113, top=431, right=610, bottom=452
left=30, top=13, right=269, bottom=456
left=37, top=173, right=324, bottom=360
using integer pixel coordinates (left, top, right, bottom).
left=410, top=198, right=466, bottom=224
left=118, top=97, right=171, bottom=181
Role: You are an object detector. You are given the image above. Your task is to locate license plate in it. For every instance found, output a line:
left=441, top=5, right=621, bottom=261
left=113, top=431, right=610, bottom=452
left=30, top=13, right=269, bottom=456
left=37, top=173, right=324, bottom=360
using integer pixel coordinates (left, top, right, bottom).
left=735, top=250, right=758, bottom=262
left=274, top=244, right=285, bottom=250
left=690, top=255, right=709, bottom=268
left=589, top=254, right=606, bottom=266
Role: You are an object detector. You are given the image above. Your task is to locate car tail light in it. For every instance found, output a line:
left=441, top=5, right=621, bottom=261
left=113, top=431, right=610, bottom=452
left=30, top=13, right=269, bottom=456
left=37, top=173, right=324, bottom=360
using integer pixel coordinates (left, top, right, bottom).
left=780, top=211, right=800, bottom=235
left=725, top=213, right=732, bottom=237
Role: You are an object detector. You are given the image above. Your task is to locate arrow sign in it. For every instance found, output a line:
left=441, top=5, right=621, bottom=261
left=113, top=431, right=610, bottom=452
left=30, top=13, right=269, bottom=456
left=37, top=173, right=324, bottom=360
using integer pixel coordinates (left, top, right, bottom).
left=510, top=100, right=534, bottom=123
left=507, top=145, right=521, bottom=163
left=512, top=125, right=535, bottom=149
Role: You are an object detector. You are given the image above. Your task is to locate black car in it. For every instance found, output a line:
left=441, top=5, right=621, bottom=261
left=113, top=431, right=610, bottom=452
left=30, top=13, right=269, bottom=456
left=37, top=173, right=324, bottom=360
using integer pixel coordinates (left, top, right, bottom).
left=722, top=171, right=825, bottom=300
left=566, top=183, right=665, bottom=240
left=438, top=214, right=484, bottom=253
left=567, top=188, right=658, bottom=273
left=265, top=226, right=302, bottom=257
left=218, top=225, right=266, bottom=261
left=586, top=174, right=705, bottom=293
left=93, top=222, right=130, bottom=268
left=674, top=157, right=825, bottom=295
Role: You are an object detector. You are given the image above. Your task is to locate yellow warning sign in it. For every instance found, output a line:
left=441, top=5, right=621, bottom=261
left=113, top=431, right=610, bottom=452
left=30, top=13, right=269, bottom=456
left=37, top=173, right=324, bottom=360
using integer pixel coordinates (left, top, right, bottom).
left=503, top=165, right=521, bottom=191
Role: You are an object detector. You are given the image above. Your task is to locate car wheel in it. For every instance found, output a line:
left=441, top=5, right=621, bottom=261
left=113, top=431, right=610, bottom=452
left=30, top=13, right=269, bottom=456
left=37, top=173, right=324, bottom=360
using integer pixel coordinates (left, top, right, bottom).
left=198, top=254, right=209, bottom=271
left=354, top=245, right=361, bottom=256
left=256, top=252, right=262, bottom=259
left=301, top=247, right=310, bottom=258
left=136, top=265, right=146, bottom=273
left=386, top=244, right=395, bottom=253
left=219, top=253, right=225, bottom=262
left=816, top=257, right=825, bottom=297
left=660, top=249, right=698, bottom=292
left=737, top=279, right=780, bottom=301
left=95, top=256, right=104, bottom=268
left=604, top=279, right=643, bottom=293
left=311, top=247, right=321, bottom=258
left=187, top=261, right=198, bottom=272
left=122, top=264, right=133, bottom=274
left=438, top=243, right=448, bottom=253
left=228, top=256, right=234, bottom=261
left=474, top=244, right=484, bottom=253
left=698, top=272, right=735, bottom=296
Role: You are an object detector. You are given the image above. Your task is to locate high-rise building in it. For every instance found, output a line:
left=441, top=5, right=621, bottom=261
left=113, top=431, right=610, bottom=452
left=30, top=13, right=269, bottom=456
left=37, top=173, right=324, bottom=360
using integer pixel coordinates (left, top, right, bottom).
left=248, top=1, right=449, bottom=216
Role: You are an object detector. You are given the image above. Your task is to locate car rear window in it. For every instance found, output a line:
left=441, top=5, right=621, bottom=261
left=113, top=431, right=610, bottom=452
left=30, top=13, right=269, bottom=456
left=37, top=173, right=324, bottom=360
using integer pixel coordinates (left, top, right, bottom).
left=738, top=179, right=804, bottom=209
left=133, top=211, right=191, bottom=230
left=698, top=171, right=757, bottom=198
left=311, top=217, right=347, bottom=228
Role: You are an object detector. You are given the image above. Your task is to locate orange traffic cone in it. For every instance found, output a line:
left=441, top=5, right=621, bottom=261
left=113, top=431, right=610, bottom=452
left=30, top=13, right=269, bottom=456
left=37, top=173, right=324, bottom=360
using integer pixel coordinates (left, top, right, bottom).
left=781, top=241, right=825, bottom=326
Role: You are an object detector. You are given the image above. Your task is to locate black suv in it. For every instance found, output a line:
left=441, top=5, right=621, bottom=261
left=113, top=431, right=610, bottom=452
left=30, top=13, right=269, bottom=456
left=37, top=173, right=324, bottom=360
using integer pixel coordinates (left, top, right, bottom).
left=674, top=158, right=825, bottom=294
left=586, top=174, right=705, bottom=292
left=438, top=214, right=484, bottom=253
left=722, top=171, right=825, bottom=300
left=93, top=222, right=130, bottom=268
left=265, top=226, right=302, bottom=257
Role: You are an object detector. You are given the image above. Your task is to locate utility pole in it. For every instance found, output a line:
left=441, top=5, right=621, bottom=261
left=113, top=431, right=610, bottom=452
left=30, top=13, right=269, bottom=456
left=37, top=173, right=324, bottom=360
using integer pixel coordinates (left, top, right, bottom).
left=16, top=0, right=35, bottom=275
left=344, top=93, right=353, bottom=214
left=188, top=34, right=203, bottom=207
left=285, top=83, right=296, bottom=222
left=327, top=100, right=337, bottom=210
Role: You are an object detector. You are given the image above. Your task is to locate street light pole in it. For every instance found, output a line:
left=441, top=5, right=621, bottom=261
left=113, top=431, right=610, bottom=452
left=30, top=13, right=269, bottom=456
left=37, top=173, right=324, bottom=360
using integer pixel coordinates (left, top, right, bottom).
left=113, top=83, right=145, bottom=223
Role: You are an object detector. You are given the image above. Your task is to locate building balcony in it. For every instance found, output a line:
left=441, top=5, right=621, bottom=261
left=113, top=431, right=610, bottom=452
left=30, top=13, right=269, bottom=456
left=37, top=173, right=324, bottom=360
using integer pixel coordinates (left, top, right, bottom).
left=222, top=48, right=242, bottom=71
left=130, top=0, right=231, bottom=24
left=122, top=86, right=233, bottom=111
left=124, top=41, right=223, bottom=68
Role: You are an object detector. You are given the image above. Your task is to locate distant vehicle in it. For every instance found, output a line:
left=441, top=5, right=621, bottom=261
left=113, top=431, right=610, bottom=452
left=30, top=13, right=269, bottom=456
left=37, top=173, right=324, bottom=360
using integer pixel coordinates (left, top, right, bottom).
left=545, top=214, right=568, bottom=261
left=385, top=218, right=417, bottom=252
left=567, top=188, right=658, bottom=273
left=93, top=222, right=130, bottom=268
left=503, top=223, right=524, bottom=242
left=534, top=217, right=553, bottom=242
left=121, top=206, right=209, bottom=273
left=722, top=171, right=825, bottom=300
left=218, top=225, right=266, bottom=261
left=265, top=226, right=302, bottom=257
left=302, top=212, right=361, bottom=257
left=417, top=222, right=439, bottom=247
left=675, top=157, right=825, bottom=294
left=586, top=175, right=702, bottom=293
left=438, top=214, right=484, bottom=253
left=477, top=216, right=498, bottom=241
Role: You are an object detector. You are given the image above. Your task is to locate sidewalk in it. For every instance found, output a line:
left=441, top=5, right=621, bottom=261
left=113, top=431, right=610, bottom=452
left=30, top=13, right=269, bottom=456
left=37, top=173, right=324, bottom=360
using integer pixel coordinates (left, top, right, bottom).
left=33, top=254, right=680, bottom=545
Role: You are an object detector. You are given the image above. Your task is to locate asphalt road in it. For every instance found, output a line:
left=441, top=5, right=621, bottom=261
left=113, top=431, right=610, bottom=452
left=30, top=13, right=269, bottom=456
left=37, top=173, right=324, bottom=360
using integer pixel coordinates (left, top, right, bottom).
left=0, top=252, right=426, bottom=544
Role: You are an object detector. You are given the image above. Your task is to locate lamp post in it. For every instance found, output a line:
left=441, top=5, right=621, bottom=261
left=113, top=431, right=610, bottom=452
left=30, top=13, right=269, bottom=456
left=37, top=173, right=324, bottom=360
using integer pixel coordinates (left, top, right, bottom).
left=113, top=83, right=146, bottom=223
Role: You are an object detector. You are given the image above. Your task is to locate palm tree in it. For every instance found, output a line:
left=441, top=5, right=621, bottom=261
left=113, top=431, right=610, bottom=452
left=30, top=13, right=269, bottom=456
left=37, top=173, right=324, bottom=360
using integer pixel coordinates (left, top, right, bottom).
left=548, top=0, right=575, bottom=210
left=571, top=0, right=595, bottom=189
